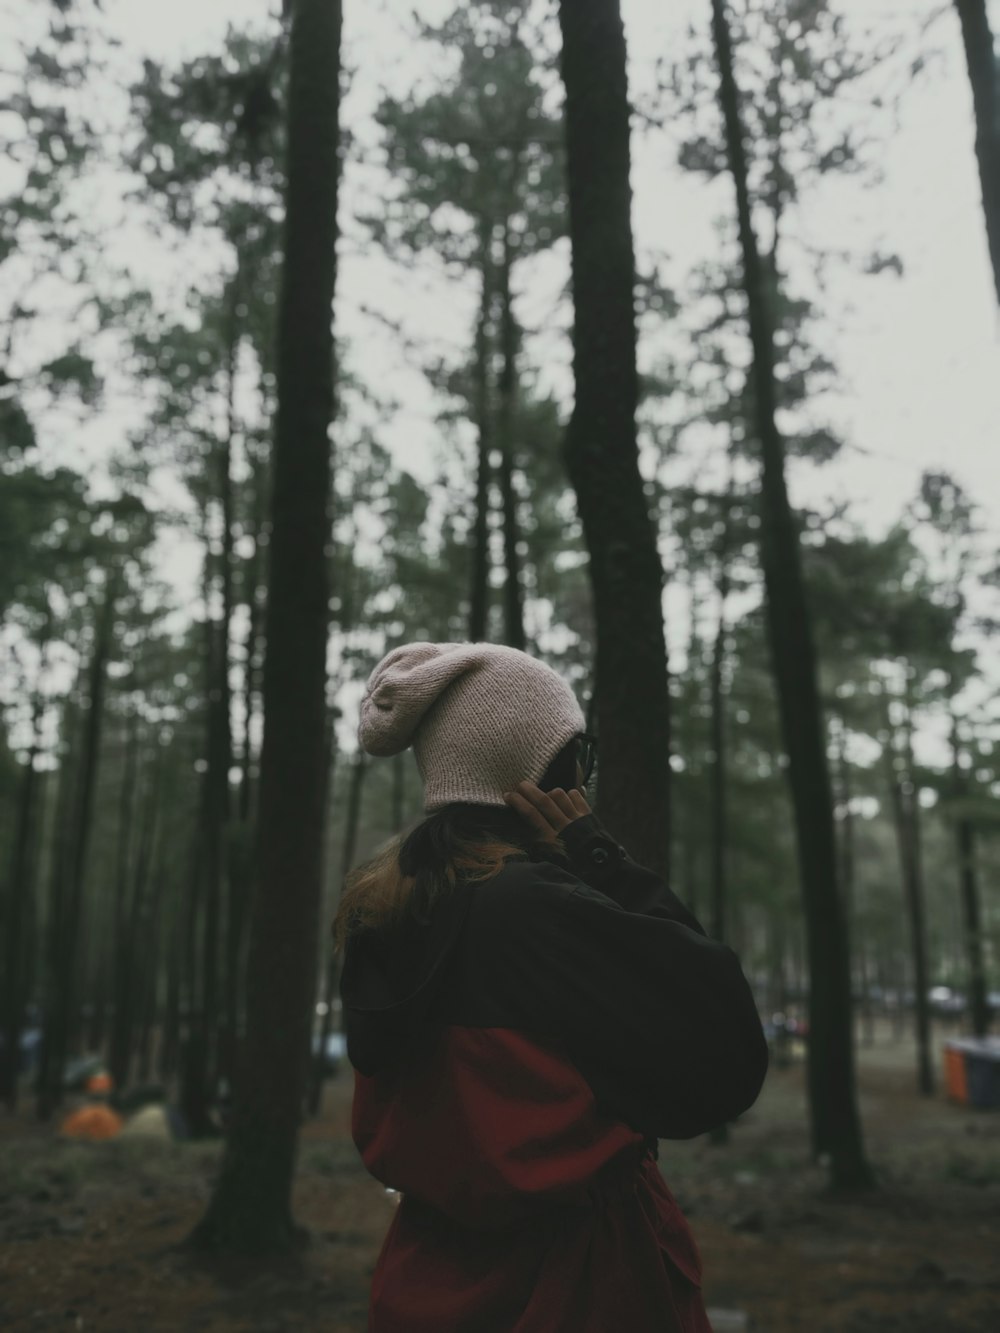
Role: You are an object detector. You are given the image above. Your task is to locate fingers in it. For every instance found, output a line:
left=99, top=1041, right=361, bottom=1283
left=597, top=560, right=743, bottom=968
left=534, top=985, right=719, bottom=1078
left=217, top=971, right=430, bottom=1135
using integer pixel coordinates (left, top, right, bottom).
left=502, top=787, right=559, bottom=842
left=503, top=780, right=592, bottom=835
left=568, top=788, right=590, bottom=817
left=506, top=782, right=565, bottom=831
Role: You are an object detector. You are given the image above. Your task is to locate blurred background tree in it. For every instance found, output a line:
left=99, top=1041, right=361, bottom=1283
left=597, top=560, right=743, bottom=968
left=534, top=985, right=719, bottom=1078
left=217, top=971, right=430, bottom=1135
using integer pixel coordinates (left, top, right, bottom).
left=0, top=0, right=997, bottom=1256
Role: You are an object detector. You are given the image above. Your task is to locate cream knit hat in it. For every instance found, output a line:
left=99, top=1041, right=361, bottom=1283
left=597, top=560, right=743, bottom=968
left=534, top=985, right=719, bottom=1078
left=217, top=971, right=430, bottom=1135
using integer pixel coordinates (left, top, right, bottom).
left=358, top=642, right=585, bottom=812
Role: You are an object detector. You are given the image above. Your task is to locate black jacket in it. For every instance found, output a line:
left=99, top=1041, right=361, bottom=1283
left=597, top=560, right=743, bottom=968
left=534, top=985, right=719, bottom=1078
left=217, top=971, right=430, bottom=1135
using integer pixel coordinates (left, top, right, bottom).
left=341, top=811, right=768, bottom=1140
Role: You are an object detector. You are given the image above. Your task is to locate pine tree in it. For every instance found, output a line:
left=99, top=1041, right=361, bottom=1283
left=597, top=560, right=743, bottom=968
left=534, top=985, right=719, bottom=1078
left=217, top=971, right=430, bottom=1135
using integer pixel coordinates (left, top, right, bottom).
left=191, top=0, right=342, bottom=1254
left=710, top=0, right=873, bottom=1189
left=557, top=0, right=672, bottom=882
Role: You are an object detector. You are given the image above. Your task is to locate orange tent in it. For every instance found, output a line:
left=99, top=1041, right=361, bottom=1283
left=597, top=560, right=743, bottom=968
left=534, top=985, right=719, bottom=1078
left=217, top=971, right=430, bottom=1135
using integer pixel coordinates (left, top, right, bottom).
left=59, top=1104, right=123, bottom=1141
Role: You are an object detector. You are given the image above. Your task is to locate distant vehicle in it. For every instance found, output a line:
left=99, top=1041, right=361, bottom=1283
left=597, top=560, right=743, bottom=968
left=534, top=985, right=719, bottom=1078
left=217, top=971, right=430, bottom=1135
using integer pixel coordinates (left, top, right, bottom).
left=765, top=1013, right=807, bottom=1038
left=311, top=1031, right=347, bottom=1074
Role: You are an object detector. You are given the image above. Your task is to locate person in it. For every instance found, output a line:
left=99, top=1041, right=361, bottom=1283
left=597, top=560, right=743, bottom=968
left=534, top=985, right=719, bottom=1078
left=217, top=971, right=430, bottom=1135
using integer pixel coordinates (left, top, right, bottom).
left=336, top=642, right=768, bottom=1333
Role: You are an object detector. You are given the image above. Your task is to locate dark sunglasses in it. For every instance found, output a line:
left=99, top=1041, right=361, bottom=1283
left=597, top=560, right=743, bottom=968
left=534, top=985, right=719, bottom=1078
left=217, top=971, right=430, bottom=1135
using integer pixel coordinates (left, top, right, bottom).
left=576, top=732, right=598, bottom=786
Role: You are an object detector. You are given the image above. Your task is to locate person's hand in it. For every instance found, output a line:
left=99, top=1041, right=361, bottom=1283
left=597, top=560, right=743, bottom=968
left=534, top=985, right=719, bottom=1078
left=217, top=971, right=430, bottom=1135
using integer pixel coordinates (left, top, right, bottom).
left=503, top=780, right=591, bottom=843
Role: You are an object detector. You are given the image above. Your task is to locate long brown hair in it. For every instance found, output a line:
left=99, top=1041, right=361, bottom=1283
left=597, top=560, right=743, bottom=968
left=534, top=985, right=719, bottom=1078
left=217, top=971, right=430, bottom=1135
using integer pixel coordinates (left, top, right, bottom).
left=332, top=737, right=579, bottom=952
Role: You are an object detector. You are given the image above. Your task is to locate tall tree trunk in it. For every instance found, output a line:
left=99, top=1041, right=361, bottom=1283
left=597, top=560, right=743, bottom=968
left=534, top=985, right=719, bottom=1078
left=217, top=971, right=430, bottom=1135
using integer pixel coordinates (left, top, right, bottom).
left=180, top=794, right=206, bottom=1120
left=125, top=734, right=165, bottom=1084
left=884, top=693, right=934, bottom=1096
left=680, top=575, right=702, bottom=919
left=1, top=649, right=48, bottom=1108
left=21, top=767, right=50, bottom=1040
left=239, top=465, right=267, bottom=826
left=204, top=496, right=235, bottom=1101
left=710, top=0, right=872, bottom=1188
left=706, top=510, right=733, bottom=1133
left=35, top=688, right=80, bottom=1118
left=894, top=782, right=934, bottom=1094
left=185, top=542, right=222, bottom=1134
left=858, top=938, right=875, bottom=1048
left=161, top=893, right=182, bottom=1084
left=833, top=713, right=857, bottom=1019
left=309, top=701, right=341, bottom=1109
left=900, top=685, right=934, bottom=1094
left=950, top=716, right=989, bottom=1036
left=39, top=578, right=117, bottom=1118
left=955, top=0, right=1000, bottom=309
left=497, top=224, right=526, bottom=651
left=108, top=708, right=141, bottom=1091
left=469, top=237, right=493, bottom=642
left=193, top=0, right=342, bottom=1254
left=309, top=751, right=367, bottom=1117
left=709, top=473, right=735, bottom=947
left=708, top=611, right=729, bottom=941
left=135, top=859, right=167, bottom=1085
left=216, top=271, right=240, bottom=1090
left=558, top=0, right=671, bottom=882
left=225, top=465, right=267, bottom=1087
left=834, top=720, right=855, bottom=943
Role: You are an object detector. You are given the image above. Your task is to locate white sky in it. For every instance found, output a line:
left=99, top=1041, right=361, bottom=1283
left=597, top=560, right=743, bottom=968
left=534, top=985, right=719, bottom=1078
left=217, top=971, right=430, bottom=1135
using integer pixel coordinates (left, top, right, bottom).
left=102, top=0, right=1000, bottom=549
left=5, top=0, right=1000, bottom=759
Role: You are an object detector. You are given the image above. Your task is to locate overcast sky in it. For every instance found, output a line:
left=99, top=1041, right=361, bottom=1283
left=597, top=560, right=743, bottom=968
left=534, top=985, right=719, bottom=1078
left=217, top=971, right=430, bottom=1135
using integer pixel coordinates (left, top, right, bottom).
left=97, top=0, right=999, bottom=532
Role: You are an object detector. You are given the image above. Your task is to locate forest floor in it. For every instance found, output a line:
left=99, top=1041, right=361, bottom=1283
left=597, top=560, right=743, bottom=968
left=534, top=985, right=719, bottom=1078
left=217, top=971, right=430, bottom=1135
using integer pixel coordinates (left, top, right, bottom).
left=1, top=1023, right=999, bottom=1332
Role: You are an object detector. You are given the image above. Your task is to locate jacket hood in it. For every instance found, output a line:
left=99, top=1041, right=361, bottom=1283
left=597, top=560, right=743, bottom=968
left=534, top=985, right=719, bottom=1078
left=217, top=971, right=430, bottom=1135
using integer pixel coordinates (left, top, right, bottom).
left=339, top=880, right=474, bottom=1076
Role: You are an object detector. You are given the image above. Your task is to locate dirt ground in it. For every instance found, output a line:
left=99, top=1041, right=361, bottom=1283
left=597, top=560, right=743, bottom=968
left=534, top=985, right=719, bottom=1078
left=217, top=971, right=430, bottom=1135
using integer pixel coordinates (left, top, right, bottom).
left=1, top=1027, right=998, bottom=1332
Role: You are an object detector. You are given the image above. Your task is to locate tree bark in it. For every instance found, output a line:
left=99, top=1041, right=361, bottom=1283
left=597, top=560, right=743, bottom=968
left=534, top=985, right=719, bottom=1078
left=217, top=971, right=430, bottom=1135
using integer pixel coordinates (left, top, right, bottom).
left=710, top=0, right=872, bottom=1188
left=900, top=686, right=934, bottom=1094
left=309, top=750, right=367, bottom=1117
left=108, top=707, right=141, bottom=1091
left=706, top=493, right=732, bottom=1136
left=709, top=478, right=734, bottom=947
left=192, top=0, right=342, bottom=1255
left=135, top=859, right=167, bottom=1085
left=180, top=796, right=206, bottom=1118
left=185, top=539, right=222, bottom=1134
left=216, top=270, right=241, bottom=1091
left=832, top=712, right=857, bottom=1011
left=955, top=0, right=1000, bottom=309
left=239, top=465, right=266, bottom=825
left=950, top=716, right=989, bottom=1036
left=884, top=689, right=934, bottom=1096
left=35, top=688, right=80, bottom=1118
left=558, top=0, right=671, bottom=882
left=160, top=894, right=182, bottom=1084
left=38, top=578, right=117, bottom=1117
left=468, top=237, right=493, bottom=642
left=225, top=465, right=267, bottom=1087
left=888, top=775, right=934, bottom=1094
left=1, top=649, right=48, bottom=1108
left=679, top=575, right=703, bottom=919
left=497, top=224, right=526, bottom=651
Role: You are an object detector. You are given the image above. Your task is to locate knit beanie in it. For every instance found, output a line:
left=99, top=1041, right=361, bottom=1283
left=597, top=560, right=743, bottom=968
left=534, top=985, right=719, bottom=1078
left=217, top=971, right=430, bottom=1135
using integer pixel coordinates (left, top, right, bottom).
left=357, top=642, right=586, bottom=812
